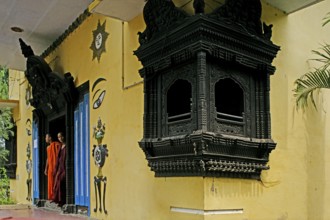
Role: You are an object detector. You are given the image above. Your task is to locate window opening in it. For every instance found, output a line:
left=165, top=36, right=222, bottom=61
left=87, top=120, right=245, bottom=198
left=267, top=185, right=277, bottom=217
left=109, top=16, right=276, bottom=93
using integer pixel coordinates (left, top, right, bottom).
left=167, top=79, right=192, bottom=122
left=215, top=78, right=244, bottom=122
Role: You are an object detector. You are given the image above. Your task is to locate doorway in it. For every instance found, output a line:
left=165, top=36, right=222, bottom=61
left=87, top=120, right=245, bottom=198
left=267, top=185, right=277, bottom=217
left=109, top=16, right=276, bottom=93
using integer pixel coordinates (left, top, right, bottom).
left=49, top=115, right=66, bottom=143
left=45, top=115, right=66, bottom=200
left=32, top=81, right=90, bottom=213
left=33, top=111, right=71, bottom=205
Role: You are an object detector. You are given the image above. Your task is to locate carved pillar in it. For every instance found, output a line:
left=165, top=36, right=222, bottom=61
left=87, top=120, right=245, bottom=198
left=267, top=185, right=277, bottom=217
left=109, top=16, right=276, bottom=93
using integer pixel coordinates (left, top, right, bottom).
left=157, top=77, right=162, bottom=138
left=265, top=74, right=271, bottom=139
left=151, top=79, right=158, bottom=137
left=197, top=51, right=208, bottom=131
left=66, top=104, right=75, bottom=206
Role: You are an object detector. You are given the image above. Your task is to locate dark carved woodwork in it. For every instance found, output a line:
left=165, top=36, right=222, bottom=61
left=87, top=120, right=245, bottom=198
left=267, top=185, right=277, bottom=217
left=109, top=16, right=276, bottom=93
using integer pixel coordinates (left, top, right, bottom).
left=209, top=0, right=263, bottom=36
left=135, top=0, right=280, bottom=179
left=20, top=39, right=77, bottom=210
left=138, top=0, right=188, bottom=44
left=193, top=0, right=205, bottom=14
left=66, top=103, right=75, bottom=206
left=19, top=38, right=77, bottom=116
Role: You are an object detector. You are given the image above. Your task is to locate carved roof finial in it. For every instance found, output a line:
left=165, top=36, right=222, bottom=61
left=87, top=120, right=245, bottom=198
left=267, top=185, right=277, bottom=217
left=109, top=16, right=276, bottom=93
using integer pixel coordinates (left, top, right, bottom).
left=210, top=0, right=263, bottom=35
left=19, top=38, right=35, bottom=58
left=193, top=0, right=205, bottom=14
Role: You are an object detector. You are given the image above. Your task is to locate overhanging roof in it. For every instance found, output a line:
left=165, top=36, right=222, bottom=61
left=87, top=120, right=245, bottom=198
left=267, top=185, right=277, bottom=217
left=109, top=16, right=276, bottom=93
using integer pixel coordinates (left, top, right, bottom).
left=0, top=0, right=93, bottom=71
left=0, top=0, right=325, bottom=72
left=91, top=0, right=325, bottom=21
left=264, top=0, right=324, bottom=14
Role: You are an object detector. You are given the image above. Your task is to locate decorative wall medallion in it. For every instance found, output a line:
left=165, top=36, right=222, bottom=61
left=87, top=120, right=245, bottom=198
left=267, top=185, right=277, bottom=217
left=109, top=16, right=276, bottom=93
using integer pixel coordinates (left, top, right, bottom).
left=92, top=117, right=108, bottom=214
left=93, top=145, right=108, bottom=168
left=90, top=20, right=109, bottom=62
left=92, top=78, right=107, bottom=109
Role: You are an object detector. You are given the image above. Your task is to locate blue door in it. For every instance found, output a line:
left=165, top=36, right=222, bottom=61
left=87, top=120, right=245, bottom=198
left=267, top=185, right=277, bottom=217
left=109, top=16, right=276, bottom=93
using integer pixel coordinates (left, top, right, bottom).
left=32, top=121, right=39, bottom=200
left=74, top=93, right=90, bottom=214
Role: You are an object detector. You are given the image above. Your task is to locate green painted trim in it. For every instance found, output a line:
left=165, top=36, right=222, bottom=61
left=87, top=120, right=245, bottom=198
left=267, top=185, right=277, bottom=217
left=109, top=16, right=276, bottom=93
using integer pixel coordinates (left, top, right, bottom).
left=41, top=9, right=91, bottom=58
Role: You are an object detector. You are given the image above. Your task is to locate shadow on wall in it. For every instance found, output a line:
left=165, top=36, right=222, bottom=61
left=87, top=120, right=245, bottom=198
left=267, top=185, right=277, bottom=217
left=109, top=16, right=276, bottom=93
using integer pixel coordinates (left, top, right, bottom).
left=207, top=178, right=264, bottom=198
left=304, top=93, right=326, bottom=220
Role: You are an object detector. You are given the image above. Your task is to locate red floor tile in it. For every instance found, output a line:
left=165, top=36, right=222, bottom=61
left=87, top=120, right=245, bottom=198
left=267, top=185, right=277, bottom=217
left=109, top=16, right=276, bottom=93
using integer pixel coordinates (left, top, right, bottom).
left=0, top=206, right=89, bottom=220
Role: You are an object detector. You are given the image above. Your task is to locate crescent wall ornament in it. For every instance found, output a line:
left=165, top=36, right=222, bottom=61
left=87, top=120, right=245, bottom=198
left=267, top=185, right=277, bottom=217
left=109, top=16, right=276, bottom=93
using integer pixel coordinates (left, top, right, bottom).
left=90, top=20, right=109, bottom=62
left=92, top=78, right=107, bottom=110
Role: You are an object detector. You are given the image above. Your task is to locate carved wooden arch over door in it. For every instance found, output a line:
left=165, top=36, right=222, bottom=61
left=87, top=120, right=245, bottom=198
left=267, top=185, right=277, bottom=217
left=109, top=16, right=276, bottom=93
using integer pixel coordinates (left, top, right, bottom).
left=19, top=39, right=78, bottom=213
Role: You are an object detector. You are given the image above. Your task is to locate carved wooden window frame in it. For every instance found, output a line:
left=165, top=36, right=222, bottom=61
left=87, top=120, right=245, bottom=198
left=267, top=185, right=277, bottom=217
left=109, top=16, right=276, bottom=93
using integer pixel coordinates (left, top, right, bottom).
left=162, top=65, right=197, bottom=137
left=166, top=79, right=192, bottom=122
left=210, top=65, right=251, bottom=137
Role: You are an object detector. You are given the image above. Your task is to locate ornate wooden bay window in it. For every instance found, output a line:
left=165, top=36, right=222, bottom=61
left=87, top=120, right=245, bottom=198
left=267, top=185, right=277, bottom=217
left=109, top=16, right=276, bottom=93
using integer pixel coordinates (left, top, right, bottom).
left=135, top=0, right=280, bottom=179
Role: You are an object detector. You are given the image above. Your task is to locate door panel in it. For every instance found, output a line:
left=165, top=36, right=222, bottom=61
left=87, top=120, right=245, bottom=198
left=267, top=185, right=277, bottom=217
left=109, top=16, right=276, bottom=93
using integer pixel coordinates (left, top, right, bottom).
left=32, top=121, right=39, bottom=200
left=74, top=93, right=90, bottom=213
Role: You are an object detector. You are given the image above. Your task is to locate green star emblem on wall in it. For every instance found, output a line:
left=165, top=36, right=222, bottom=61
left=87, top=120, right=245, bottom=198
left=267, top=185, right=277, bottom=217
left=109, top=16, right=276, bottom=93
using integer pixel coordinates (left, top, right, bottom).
left=90, top=20, right=109, bottom=62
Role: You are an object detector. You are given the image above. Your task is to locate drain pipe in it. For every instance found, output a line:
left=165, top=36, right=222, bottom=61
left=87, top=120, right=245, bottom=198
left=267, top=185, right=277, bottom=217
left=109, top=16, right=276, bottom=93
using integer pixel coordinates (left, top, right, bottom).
left=121, top=21, right=143, bottom=90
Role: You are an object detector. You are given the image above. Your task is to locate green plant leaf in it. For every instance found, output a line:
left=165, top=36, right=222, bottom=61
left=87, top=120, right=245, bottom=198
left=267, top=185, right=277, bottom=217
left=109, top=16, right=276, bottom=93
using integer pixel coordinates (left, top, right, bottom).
left=311, top=44, right=330, bottom=69
left=294, top=69, right=330, bottom=110
left=322, top=12, right=330, bottom=26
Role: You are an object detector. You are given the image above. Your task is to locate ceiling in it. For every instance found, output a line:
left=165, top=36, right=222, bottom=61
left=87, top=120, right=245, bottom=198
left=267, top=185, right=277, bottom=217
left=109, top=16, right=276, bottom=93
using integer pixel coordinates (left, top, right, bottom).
left=92, top=0, right=325, bottom=19
left=0, top=0, right=325, bottom=71
left=0, top=0, right=93, bottom=71
left=263, top=0, right=324, bottom=14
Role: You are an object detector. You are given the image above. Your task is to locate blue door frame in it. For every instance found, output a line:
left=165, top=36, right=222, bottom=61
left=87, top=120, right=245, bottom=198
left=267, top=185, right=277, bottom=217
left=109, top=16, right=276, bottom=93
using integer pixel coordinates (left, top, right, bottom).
left=74, top=93, right=90, bottom=215
left=32, top=121, right=39, bottom=200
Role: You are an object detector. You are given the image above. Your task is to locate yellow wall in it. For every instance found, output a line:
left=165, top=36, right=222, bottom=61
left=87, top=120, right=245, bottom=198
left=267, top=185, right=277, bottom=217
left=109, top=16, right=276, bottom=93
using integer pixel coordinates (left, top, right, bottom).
left=43, top=13, right=204, bottom=220
left=267, top=1, right=330, bottom=219
left=203, top=1, right=330, bottom=220
left=9, top=70, right=33, bottom=203
left=10, top=0, right=330, bottom=219
left=8, top=70, right=21, bottom=101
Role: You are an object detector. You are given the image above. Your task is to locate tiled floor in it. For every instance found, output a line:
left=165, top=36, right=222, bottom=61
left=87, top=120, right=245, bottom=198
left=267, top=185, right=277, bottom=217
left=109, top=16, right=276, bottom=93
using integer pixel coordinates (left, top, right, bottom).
left=0, top=205, right=90, bottom=220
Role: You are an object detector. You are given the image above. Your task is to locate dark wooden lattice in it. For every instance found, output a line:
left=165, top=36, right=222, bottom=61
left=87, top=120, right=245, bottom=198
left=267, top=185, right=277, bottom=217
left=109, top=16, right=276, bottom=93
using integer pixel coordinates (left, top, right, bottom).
left=135, top=0, right=280, bottom=179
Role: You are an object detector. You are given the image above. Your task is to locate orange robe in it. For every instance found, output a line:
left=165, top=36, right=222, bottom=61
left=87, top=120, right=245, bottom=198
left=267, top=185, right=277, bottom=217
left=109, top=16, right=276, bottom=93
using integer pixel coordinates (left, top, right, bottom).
left=46, top=141, right=60, bottom=200
left=53, top=146, right=66, bottom=206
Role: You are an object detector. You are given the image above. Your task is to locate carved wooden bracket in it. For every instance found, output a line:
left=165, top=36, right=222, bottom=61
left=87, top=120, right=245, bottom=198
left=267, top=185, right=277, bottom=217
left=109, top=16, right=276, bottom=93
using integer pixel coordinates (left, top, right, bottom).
left=19, top=38, right=77, bottom=116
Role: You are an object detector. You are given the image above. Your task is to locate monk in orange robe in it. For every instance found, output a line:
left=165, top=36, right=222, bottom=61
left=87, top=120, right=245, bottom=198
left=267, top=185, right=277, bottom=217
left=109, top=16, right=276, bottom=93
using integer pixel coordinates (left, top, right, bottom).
left=44, top=133, right=60, bottom=200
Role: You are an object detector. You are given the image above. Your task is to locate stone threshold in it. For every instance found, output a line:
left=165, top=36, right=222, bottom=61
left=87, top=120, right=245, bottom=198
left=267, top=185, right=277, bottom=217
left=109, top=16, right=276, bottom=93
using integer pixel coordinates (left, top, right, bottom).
left=0, top=204, right=32, bottom=210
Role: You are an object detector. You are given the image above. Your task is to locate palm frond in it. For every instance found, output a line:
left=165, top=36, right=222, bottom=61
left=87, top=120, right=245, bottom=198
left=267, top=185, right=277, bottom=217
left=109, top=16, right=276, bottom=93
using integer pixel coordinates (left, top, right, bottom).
left=322, top=12, right=330, bottom=26
left=294, top=13, right=330, bottom=111
left=293, top=68, right=330, bottom=110
left=311, top=44, right=330, bottom=69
